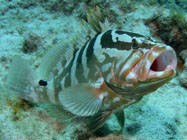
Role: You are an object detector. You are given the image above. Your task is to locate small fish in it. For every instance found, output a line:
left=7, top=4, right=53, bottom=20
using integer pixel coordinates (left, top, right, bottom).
left=6, top=7, right=177, bottom=131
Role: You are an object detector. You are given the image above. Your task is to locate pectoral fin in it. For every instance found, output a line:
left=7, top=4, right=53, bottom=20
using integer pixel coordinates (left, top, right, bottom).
left=58, top=83, right=104, bottom=117
left=114, top=109, right=125, bottom=130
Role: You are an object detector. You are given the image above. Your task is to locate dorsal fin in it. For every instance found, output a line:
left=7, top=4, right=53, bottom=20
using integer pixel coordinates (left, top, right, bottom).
left=38, top=7, right=110, bottom=80
left=38, top=42, right=74, bottom=81
left=85, top=6, right=110, bottom=33
left=73, top=6, right=110, bottom=48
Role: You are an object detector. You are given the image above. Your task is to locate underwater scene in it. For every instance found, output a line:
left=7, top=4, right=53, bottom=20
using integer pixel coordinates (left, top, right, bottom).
left=0, top=0, right=187, bottom=140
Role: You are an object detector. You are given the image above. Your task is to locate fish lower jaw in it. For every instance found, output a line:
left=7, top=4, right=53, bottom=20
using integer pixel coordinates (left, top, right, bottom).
left=147, top=69, right=176, bottom=81
left=164, top=65, right=176, bottom=71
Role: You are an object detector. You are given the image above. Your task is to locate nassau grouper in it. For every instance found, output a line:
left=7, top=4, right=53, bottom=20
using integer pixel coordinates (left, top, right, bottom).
left=6, top=7, right=177, bottom=131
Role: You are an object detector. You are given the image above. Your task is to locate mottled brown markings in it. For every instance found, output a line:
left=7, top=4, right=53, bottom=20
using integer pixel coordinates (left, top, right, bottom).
left=86, top=36, right=101, bottom=81
left=54, top=51, right=78, bottom=93
left=75, top=42, right=88, bottom=83
left=116, top=30, right=157, bottom=50
left=64, top=71, right=71, bottom=88
left=115, top=30, right=145, bottom=38
left=101, top=30, right=132, bottom=50
left=100, top=53, right=114, bottom=79
left=86, top=36, right=97, bottom=59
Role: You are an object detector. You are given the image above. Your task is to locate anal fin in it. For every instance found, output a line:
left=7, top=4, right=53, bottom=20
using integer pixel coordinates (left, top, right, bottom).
left=88, top=110, right=113, bottom=131
left=39, top=103, right=76, bottom=123
left=114, top=109, right=125, bottom=130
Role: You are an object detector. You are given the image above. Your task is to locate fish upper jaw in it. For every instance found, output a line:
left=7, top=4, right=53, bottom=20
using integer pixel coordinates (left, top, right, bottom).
left=136, top=45, right=177, bottom=82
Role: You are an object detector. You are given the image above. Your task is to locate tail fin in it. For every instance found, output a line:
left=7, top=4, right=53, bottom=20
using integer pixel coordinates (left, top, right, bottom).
left=6, top=57, right=40, bottom=102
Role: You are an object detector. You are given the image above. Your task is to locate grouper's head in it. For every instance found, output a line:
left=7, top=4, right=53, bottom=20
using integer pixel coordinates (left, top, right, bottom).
left=108, top=45, right=177, bottom=96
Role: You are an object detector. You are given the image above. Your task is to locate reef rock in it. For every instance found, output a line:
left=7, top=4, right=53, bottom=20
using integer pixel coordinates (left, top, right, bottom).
left=179, top=49, right=187, bottom=88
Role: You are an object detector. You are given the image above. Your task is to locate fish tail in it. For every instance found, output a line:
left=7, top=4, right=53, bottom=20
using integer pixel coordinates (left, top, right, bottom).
left=6, top=56, right=40, bottom=102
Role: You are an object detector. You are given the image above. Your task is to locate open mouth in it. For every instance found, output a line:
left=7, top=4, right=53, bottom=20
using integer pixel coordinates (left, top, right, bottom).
left=150, top=50, right=177, bottom=72
left=129, top=46, right=177, bottom=81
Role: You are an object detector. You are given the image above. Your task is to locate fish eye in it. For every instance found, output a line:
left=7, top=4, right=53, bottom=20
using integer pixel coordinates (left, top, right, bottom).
left=132, top=39, right=139, bottom=49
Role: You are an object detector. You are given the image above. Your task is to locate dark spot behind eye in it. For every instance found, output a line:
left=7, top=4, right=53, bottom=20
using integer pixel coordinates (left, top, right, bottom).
left=39, top=80, right=47, bottom=86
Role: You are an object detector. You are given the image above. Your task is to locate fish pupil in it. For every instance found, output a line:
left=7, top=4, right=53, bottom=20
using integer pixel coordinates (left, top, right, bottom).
left=39, top=80, right=47, bottom=86
left=132, top=39, right=139, bottom=49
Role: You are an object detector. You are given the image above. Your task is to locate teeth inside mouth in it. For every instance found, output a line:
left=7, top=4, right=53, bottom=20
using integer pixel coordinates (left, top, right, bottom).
left=150, top=50, right=177, bottom=72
